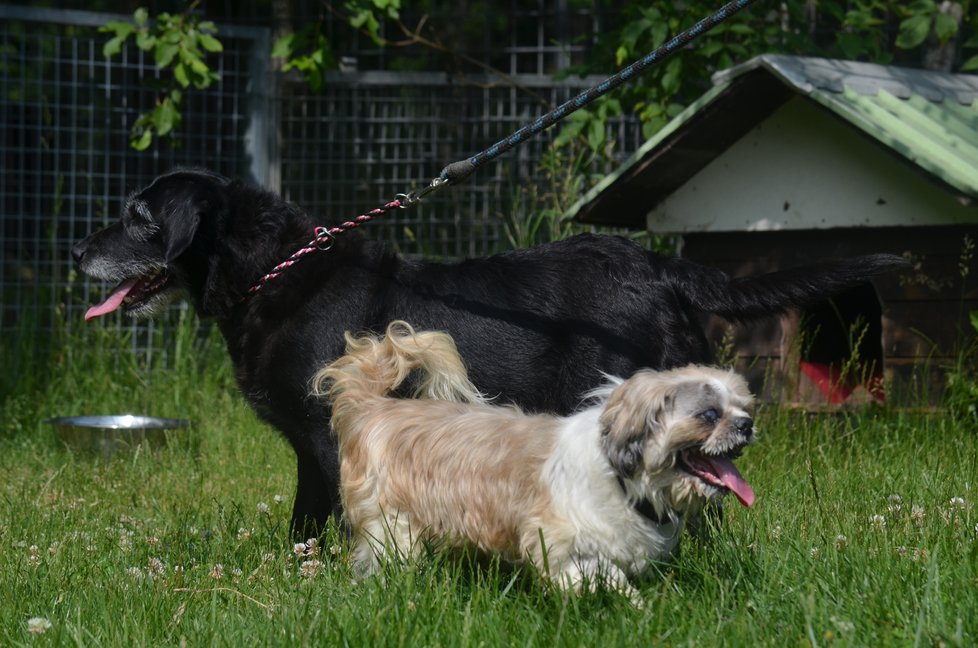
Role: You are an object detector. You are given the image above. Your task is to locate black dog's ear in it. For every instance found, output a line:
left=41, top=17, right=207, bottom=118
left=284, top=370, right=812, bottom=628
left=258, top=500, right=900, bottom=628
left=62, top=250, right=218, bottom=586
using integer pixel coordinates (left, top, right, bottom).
left=163, top=198, right=202, bottom=263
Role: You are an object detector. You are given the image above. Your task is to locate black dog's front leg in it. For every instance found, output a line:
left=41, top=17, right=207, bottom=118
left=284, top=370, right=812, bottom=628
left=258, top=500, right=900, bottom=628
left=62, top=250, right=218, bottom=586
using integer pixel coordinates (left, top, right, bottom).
left=291, top=451, right=341, bottom=539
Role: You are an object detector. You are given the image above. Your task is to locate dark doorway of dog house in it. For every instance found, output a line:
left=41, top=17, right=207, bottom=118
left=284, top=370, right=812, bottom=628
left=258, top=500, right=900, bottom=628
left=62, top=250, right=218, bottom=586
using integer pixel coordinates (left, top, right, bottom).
left=795, top=283, right=886, bottom=405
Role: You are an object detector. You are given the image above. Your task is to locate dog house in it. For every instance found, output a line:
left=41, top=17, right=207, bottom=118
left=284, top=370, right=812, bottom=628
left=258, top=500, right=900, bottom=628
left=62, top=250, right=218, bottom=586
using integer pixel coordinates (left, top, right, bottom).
left=568, top=55, right=978, bottom=405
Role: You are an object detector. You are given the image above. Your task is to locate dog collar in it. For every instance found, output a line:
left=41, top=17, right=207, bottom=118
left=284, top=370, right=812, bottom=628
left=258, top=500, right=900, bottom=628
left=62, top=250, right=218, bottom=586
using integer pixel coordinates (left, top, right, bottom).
left=616, top=477, right=667, bottom=526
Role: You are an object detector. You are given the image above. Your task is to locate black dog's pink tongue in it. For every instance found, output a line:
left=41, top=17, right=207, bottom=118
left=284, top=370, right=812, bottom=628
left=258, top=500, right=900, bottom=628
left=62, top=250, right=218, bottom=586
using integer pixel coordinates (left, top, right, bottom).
left=85, top=279, right=138, bottom=321
left=705, top=456, right=755, bottom=507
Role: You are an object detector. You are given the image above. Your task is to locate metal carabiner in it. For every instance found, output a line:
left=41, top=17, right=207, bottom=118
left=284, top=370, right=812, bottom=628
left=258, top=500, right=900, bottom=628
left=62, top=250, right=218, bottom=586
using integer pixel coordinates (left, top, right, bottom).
left=396, top=176, right=449, bottom=208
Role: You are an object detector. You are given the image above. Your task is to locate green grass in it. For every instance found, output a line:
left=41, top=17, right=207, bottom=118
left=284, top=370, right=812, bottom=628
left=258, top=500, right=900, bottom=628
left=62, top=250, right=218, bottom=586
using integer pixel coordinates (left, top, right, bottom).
left=2, top=318, right=977, bottom=647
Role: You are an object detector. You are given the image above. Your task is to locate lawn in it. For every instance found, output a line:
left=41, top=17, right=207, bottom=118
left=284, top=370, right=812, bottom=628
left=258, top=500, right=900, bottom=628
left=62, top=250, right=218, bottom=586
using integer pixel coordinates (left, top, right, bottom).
left=1, top=317, right=976, bottom=647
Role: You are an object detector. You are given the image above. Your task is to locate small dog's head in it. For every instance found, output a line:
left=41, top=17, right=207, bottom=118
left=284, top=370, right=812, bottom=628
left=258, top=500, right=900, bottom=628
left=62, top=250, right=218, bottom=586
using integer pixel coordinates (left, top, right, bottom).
left=72, top=168, right=231, bottom=320
left=599, top=366, right=756, bottom=514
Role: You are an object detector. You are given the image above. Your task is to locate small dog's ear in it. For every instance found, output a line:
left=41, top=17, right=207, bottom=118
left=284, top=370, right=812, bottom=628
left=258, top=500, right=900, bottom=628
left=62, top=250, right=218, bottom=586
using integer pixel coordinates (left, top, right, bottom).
left=163, top=198, right=202, bottom=262
left=599, top=372, right=672, bottom=478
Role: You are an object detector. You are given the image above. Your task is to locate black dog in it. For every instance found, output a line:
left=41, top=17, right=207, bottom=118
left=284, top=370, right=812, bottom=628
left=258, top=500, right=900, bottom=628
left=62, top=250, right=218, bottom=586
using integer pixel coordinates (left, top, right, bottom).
left=72, top=168, right=906, bottom=534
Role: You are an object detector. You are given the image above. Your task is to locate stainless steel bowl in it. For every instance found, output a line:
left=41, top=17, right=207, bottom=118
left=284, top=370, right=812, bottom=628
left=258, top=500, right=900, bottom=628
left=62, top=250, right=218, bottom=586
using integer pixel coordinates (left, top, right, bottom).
left=45, top=415, right=191, bottom=456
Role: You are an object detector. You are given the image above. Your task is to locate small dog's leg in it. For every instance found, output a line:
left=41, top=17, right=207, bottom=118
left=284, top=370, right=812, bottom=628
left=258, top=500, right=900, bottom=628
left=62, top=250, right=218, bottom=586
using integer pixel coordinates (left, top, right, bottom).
left=556, top=557, right=641, bottom=606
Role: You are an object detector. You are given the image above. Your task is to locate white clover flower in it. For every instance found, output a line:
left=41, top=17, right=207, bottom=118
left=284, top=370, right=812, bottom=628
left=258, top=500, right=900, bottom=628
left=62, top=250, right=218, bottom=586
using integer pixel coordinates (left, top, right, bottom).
left=209, top=564, right=224, bottom=580
left=830, top=617, right=855, bottom=634
left=770, top=525, right=782, bottom=540
left=809, top=547, right=820, bottom=559
left=26, top=617, right=52, bottom=635
left=127, top=566, right=144, bottom=578
left=870, top=514, right=886, bottom=530
left=834, top=534, right=848, bottom=550
left=27, top=545, right=40, bottom=567
left=950, top=497, right=968, bottom=510
left=293, top=543, right=308, bottom=557
left=147, top=557, right=165, bottom=577
left=911, top=505, right=925, bottom=527
left=329, top=544, right=343, bottom=556
left=256, top=502, right=270, bottom=514
left=299, top=559, right=323, bottom=578
left=887, top=494, right=903, bottom=514
left=273, top=495, right=285, bottom=504
left=237, top=528, right=253, bottom=541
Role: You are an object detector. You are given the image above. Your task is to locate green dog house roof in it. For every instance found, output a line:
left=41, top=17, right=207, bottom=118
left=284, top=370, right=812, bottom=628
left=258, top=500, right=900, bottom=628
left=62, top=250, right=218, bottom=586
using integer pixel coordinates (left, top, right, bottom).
left=568, top=54, right=978, bottom=231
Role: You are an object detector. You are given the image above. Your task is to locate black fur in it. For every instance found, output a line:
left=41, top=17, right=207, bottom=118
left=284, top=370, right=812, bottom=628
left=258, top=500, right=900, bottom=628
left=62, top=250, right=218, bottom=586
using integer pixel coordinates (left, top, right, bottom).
left=72, top=169, right=908, bottom=535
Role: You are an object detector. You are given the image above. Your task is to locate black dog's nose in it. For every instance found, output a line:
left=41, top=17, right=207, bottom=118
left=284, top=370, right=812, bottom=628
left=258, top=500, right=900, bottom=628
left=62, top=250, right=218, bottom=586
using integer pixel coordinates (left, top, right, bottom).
left=733, top=416, right=753, bottom=435
left=71, top=240, right=87, bottom=264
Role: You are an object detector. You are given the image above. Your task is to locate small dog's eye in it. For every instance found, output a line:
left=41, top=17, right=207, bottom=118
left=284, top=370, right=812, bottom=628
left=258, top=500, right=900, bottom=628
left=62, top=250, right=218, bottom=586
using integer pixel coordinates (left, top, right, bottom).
left=701, top=408, right=719, bottom=424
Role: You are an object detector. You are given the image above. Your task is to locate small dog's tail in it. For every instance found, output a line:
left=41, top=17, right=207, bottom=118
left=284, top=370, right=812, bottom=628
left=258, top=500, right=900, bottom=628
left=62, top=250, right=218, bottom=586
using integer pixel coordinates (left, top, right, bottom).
left=665, top=253, right=909, bottom=321
left=311, top=320, right=485, bottom=408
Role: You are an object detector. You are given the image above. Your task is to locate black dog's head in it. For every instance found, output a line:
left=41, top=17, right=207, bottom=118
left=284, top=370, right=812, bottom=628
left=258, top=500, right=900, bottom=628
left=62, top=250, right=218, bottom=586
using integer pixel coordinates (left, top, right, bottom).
left=73, top=168, right=231, bottom=320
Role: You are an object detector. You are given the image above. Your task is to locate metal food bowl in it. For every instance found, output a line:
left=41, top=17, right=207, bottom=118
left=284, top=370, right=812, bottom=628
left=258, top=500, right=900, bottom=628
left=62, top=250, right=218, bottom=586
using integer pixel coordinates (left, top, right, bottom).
left=45, top=415, right=191, bottom=457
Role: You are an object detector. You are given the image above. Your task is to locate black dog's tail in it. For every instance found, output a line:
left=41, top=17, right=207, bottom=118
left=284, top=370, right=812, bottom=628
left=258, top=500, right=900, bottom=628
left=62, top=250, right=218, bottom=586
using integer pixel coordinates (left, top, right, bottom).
left=667, top=253, right=909, bottom=321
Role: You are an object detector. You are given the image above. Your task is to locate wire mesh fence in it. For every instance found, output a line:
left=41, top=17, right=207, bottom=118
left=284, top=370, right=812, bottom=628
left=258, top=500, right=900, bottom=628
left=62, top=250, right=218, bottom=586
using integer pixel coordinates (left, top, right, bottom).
left=0, top=4, right=643, bottom=363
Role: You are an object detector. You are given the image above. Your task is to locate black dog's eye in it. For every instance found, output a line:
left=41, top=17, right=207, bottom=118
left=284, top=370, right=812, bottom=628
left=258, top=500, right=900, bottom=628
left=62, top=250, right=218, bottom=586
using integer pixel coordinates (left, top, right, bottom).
left=700, top=408, right=720, bottom=425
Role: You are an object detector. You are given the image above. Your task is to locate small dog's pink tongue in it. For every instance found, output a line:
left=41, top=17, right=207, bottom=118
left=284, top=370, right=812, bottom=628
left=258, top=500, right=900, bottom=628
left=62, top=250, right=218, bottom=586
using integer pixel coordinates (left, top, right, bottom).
left=84, top=278, right=138, bottom=321
left=705, top=456, right=755, bottom=507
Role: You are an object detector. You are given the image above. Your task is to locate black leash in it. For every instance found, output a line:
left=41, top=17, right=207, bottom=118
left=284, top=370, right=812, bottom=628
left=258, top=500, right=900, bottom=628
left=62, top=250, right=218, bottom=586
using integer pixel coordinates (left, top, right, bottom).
left=402, top=0, right=763, bottom=205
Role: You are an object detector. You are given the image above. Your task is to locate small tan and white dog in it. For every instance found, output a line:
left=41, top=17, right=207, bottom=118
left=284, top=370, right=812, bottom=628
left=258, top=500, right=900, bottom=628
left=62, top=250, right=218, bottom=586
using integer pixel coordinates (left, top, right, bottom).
left=312, top=321, right=757, bottom=597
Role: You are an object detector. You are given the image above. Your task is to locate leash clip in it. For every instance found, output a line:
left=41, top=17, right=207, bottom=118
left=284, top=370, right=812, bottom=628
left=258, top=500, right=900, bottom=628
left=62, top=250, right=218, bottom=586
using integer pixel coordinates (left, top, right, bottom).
left=397, top=176, right=448, bottom=208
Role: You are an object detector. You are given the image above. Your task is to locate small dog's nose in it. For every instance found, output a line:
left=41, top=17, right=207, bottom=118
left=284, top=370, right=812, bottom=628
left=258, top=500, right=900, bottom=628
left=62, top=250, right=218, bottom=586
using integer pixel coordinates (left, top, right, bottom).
left=733, top=416, right=753, bottom=435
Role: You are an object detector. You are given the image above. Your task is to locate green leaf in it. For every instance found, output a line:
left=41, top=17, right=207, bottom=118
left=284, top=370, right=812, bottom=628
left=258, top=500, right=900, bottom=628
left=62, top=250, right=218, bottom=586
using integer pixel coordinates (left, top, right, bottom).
left=133, top=7, right=149, bottom=27
left=103, top=35, right=126, bottom=58
left=131, top=128, right=153, bottom=151
left=933, top=12, right=958, bottom=43
left=173, top=62, right=189, bottom=87
left=271, top=34, right=294, bottom=59
left=661, top=58, right=682, bottom=95
left=586, top=118, right=605, bottom=153
left=837, top=32, right=868, bottom=59
left=698, top=40, right=725, bottom=58
left=198, top=33, right=223, bottom=53
left=650, top=22, right=668, bottom=49
left=155, top=42, right=178, bottom=68
left=155, top=100, right=179, bottom=136
left=970, top=310, right=978, bottom=334
left=728, top=22, right=755, bottom=36
left=101, top=21, right=135, bottom=37
left=615, top=44, right=628, bottom=67
left=189, top=57, right=209, bottom=75
left=960, top=54, right=978, bottom=71
left=896, top=14, right=932, bottom=49
left=135, top=31, right=156, bottom=51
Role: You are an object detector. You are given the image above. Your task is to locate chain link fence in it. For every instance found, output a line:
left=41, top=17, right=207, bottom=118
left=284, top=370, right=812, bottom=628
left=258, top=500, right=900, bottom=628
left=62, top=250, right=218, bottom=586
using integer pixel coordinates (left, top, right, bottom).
left=1, top=4, right=643, bottom=361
